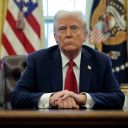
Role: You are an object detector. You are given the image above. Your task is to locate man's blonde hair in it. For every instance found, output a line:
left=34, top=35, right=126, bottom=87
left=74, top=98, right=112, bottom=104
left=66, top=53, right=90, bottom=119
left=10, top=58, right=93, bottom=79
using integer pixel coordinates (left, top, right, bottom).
left=53, top=10, right=87, bottom=33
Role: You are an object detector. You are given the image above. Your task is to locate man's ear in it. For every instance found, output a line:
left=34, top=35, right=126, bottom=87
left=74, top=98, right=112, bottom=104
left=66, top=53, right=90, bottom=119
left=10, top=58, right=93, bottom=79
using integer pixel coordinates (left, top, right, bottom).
left=54, top=32, right=58, bottom=43
left=83, top=31, right=88, bottom=42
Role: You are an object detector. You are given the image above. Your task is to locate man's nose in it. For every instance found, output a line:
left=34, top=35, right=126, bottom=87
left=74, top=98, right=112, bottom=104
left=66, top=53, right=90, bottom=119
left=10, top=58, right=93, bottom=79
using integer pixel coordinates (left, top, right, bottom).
left=65, top=28, right=72, bottom=38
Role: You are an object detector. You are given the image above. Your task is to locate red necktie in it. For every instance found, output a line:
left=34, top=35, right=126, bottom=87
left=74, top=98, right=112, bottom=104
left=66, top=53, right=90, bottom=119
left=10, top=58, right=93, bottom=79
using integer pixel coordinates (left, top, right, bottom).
left=64, top=61, right=78, bottom=93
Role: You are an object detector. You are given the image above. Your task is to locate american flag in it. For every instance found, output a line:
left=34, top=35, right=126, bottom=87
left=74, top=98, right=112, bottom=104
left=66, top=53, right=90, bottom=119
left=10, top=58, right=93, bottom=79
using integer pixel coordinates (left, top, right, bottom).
left=1, top=0, right=44, bottom=57
left=89, top=28, right=106, bottom=44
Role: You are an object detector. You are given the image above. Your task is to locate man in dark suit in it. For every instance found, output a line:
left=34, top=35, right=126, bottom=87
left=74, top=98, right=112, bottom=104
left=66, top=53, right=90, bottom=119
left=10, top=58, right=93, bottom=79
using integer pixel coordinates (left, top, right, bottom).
left=11, top=10, right=124, bottom=109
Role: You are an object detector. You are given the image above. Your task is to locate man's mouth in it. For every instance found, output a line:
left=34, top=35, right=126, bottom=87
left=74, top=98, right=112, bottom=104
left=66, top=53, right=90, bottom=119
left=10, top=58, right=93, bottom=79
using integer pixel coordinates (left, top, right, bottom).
left=64, top=41, right=73, bottom=44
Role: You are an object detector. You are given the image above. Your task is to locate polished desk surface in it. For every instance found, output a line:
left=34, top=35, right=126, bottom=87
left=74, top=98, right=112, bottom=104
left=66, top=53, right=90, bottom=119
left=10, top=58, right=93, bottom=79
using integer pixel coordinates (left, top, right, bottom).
left=0, top=109, right=128, bottom=127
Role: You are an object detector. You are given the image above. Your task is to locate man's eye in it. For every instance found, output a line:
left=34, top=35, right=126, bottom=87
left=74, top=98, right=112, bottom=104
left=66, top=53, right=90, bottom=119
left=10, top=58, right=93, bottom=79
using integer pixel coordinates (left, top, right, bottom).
left=59, top=27, right=66, bottom=32
left=71, top=26, right=79, bottom=32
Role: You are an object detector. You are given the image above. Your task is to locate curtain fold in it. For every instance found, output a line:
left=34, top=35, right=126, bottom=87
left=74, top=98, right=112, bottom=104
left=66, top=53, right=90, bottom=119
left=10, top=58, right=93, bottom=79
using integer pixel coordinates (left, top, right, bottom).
left=0, top=0, right=8, bottom=59
left=38, top=0, right=46, bottom=48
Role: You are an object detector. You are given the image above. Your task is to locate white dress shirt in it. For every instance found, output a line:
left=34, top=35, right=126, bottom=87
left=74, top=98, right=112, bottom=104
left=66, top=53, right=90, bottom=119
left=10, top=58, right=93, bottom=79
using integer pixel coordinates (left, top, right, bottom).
left=38, top=50, right=94, bottom=108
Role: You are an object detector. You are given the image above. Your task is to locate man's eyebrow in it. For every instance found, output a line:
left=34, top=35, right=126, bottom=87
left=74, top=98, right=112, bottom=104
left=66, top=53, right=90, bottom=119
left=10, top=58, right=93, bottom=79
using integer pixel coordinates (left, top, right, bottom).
left=70, top=25, right=79, bottom=27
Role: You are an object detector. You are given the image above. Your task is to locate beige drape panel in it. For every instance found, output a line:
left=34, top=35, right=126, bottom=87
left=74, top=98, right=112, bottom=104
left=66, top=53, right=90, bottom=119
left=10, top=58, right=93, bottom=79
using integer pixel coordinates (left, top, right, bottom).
left=0, top=0, right=8, bottom=59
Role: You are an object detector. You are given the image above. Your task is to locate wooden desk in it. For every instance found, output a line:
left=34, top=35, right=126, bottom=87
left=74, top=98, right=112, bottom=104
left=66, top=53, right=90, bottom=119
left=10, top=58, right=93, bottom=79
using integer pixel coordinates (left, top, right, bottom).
left=0, top=109, right=128, bottom=127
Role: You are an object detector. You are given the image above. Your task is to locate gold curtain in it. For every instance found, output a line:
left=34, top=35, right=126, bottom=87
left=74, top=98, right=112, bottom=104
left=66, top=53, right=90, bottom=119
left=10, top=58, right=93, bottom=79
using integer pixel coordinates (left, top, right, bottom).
left=0, top=0, right=8, bottom=59
left=38, top=0, right=46, bottom=48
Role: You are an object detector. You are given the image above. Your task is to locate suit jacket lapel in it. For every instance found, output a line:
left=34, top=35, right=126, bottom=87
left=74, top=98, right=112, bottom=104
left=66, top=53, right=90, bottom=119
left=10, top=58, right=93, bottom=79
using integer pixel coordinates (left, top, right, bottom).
left=51, top=48, right=63, bottom=91
left=79, top=48, right=93, bottom=92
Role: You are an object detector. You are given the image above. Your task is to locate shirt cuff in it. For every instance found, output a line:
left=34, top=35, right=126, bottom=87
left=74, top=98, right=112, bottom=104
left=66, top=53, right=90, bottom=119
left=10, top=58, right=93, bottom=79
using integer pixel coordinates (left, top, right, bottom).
left=38, top=93, right=53, bottom=109
left=80, top=92, right=95, bottom=109
left=85, top=93, right=95, bottom=108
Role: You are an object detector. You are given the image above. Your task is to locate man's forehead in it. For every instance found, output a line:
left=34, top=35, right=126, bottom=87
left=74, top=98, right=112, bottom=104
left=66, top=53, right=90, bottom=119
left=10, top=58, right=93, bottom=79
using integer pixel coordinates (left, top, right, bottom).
left=58, top=15, right=80, bottom=20
left=57, top=17, right=82, bottom=25
left=58, top=23, right=79, bottom=27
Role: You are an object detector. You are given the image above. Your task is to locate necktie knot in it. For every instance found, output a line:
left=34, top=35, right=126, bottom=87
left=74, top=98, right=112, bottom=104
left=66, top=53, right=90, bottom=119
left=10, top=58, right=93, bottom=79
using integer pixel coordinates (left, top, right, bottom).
left=68, top=61, right=75, bottom=68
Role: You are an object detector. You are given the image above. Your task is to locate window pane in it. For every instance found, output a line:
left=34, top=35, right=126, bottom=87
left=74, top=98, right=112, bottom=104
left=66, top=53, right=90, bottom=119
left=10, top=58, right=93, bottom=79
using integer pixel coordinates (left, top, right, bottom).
left=74, top=0, right=86, bottom=15
left=44, top=22, right=56, bottom=47
left=43, top=0, right=86, bottom=16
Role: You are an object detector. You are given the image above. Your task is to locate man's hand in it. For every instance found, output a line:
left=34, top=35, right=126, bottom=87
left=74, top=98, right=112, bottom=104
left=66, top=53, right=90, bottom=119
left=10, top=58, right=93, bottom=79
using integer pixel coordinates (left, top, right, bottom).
left=49, top=90, right=87, bottom=109
left=52, top=97, right=79, bottom=109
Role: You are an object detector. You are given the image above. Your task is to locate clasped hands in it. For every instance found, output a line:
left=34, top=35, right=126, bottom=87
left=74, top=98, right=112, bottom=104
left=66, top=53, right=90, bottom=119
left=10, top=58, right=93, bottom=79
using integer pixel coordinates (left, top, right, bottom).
left=49, top=90, right=87, bottom=109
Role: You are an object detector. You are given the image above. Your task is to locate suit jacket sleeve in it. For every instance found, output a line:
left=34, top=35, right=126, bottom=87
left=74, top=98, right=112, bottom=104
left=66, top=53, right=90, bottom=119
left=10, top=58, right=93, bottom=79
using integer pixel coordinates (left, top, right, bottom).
left=89, top=56, right=124, bottom=109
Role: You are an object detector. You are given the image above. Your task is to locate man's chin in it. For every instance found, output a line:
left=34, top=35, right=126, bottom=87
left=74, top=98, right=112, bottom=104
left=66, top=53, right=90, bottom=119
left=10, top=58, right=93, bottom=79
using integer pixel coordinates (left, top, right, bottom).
left=63, top=46, right=77, bottom=52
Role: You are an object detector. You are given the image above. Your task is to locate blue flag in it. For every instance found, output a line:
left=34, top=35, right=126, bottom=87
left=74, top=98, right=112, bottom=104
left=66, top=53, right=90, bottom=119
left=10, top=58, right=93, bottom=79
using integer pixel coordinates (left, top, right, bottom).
left=90, top=0, right=128, bottom=85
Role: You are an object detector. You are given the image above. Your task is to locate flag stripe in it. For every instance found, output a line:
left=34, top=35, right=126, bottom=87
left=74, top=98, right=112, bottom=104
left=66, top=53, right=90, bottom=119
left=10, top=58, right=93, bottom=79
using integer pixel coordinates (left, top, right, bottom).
left=26, top=14, right=40, bottom=38
left=3, top=21, right=27, bottom=54
left=2, top=34, right=16, bottom=55
left=89, top=28, right=105, bottom=43
left=24, top=19, right=40, bottom=49
left=6, top=10, right=35, bottom=52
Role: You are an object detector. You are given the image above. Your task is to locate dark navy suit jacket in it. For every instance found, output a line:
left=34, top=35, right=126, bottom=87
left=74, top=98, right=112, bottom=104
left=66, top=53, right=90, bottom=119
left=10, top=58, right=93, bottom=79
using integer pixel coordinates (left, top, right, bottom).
left=11, top=45, right=124, bottom=109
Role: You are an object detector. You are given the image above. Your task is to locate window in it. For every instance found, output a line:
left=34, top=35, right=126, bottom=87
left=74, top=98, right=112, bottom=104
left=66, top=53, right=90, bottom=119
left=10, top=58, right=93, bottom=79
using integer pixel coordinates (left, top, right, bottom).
left=42, top=0, right=86, bottom=47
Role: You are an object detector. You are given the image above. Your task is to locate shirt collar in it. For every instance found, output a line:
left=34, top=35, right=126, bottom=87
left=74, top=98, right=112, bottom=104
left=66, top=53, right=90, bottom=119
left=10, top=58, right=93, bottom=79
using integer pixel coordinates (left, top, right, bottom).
left=61, top=50, right=82, bottom=69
